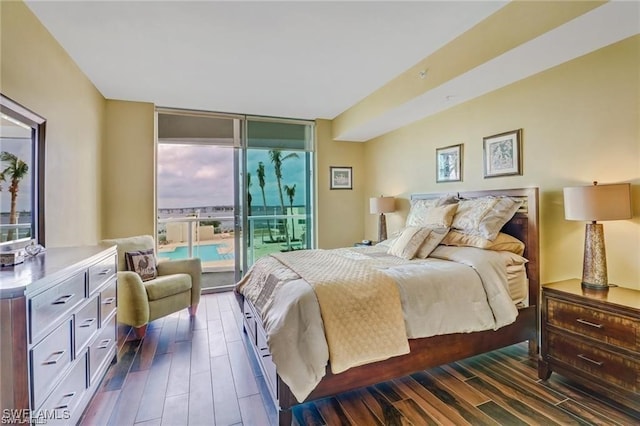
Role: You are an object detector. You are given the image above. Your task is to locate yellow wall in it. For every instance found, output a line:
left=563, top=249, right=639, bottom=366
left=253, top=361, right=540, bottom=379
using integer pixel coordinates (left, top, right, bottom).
left=356, top=36, right=640, bottom=289
left=102, top=100, right=156, bottom=239
left=315, top=120, right=365, bottom=248
left=1, top=1, right=106, bottom=247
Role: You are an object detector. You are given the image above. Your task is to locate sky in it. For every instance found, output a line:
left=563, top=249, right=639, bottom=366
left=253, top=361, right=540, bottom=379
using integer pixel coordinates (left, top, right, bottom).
left=0, top=138, right=33, bottom=213
left=157, top=144, right=306, bottom=209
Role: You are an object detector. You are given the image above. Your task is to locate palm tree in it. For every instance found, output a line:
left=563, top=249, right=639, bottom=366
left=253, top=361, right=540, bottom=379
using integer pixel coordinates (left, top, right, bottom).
left=284, top=184, right=296, bottom=242
left=1, top=152, right=29, bottom=240
left=269, top=150, right=299, bottom=243
left=256, top=162, right=274, bottom=242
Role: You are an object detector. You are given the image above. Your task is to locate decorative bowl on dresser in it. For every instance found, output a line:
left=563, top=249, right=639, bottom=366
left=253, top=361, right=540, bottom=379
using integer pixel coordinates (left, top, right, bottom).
left=0, top=245, right=118, bottom=425
left=539, top=279, right=640, bottom=411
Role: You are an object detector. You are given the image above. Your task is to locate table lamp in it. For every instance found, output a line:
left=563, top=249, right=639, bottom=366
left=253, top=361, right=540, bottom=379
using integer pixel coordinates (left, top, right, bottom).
left=370, top=196, right=395, bottom=242
left=563, top=182, right=632, bottom=291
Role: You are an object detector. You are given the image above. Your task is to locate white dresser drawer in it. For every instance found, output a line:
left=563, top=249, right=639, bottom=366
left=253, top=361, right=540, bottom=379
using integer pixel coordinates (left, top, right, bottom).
left=30, top=272, right=86, bottom=343
left=35, top=352, right=87, bottom=425
left=75, top=297, right=99, bottom=356
left=89, top=315, right=116, bottom=384
left=99, top=278, right=117, bottom=324
left=88, top=255, right=117, bottom=295
left=30, top=320, right=72, bottom=409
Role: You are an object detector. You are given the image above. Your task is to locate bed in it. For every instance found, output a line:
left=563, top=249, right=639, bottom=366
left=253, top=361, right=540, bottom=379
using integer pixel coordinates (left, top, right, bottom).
left=235, top=187, right=539, bottom=425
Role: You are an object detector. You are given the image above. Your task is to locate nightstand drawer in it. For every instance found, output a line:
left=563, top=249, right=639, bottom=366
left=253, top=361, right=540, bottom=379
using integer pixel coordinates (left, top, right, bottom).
left=547, top=330, right=640, bottom=393
left=547, top=297, right=639, bottom=351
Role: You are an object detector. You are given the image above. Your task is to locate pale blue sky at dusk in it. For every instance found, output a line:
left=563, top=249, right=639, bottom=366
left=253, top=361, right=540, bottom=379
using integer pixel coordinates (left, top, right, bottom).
left=157, top=144, right=305, bottom=209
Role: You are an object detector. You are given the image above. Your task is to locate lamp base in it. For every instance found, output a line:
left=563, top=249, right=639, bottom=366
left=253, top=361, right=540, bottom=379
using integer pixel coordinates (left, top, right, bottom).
left=581, top=222, right=608, bottom=290
left=378, top=213, right=387, bottom=242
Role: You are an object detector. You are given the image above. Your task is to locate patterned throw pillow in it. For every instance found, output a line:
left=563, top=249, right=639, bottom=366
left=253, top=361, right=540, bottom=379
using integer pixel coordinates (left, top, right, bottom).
left=415, top=227, right=450, bottom=258
left=406, top=196, right=458, bottom=227
left=125, top=249, right=158, bottom=282
left=388, top=227, right=432, bottom=260
left=451, top=196, right=522, bottom=241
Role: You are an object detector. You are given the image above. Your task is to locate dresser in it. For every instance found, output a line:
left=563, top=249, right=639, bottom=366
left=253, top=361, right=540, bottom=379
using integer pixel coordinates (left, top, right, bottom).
left=0, top=245, right=118, bottom=425
left=539, top=279, right=640, bottom=410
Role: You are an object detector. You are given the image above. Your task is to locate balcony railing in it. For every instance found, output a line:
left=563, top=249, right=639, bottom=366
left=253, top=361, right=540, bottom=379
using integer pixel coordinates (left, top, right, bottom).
left=157, top=213, right=310, bottom=272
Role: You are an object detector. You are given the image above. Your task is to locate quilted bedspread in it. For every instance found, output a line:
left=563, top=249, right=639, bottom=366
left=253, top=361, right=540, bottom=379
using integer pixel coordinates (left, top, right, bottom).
left=236, top=245, right=518, bottom=402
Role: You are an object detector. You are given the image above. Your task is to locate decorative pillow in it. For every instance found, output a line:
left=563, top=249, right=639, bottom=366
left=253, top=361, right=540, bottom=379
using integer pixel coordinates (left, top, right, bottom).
left=125, top=249, right=158, bottom=282
left=415, top=227, right=450, bottom=258
left=451, top=196, right=522, bottom=241
left=442, top=230, right=525, bottom=255
left=387, top=227, right=432, bottom=260
left=406, top=199, right=458, bottom=228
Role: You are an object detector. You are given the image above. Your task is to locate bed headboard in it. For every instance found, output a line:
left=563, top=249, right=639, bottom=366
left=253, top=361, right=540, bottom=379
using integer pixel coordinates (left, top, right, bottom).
left=410, top=187, right=540, bottom=308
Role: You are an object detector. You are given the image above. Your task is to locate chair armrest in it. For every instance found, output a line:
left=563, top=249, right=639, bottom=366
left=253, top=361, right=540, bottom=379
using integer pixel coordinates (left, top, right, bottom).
left=117, top=271, right=150, bottom=327
left=157, top=258, right=202, bottom=305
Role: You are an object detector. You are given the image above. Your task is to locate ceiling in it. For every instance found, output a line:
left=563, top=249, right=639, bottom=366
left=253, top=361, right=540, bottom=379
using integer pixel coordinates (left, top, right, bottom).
left=25, top=1, right=639, bottom=142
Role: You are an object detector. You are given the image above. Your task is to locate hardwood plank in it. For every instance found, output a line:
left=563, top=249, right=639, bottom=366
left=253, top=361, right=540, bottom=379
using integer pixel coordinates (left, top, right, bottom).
left=205, top=292, right=221, bottom=321
left=190, top=328, right=210, bottom=374
left=187, top=365, right=215, bottom=425
left=409, top=371, right=497, bottom=425
left=107, top=370, right=149, bottom=426
left=220, top=307, right=242, bottom=343
left=135, top=353, right=171, bottom=423
left=556, top=398, right=633, bottom=426
left=175, top=309, right=194, bottom=342
left=393, top=399, right=439, bottom=426
left=427, top=366, right=490, bottom=406
left=359, top=387, right=405, bottom=425
left=134, top=419, right=162, bottom=426
left=103, top=339, right=142, bottom=391
left=394, top=376, right=471, bottom=425
left=314, top=398, right=353, bottom=426
left=210, top=355, right=242, bottom=425
left=79, top=389, right=120, bottom=426
left=477, top=401, right=529, bottom=426
left=335, top=390, right=383, bottom=426
left=226, top=340, right=259, bottom=398
left=165, top=340, right=192, bottom=397
left=238, top=393, right=270, bottom=426
left=161, top=393, right=189, bottom=426
left=156, top=315, right=179, bottom=355
left=292, top=402, right=326, bottom=426
left=130, top=328, right=160, bottom=372
left=207, top=319, right=227, bottom=357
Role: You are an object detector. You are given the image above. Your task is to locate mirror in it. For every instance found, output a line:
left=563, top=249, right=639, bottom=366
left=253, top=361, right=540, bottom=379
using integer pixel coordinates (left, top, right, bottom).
left=0, top=94, right=45, bottom=249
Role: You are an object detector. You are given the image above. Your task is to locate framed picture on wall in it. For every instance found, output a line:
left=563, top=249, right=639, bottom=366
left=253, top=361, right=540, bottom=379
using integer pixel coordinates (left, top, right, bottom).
left=330, top=166, right=352, bottom=190
left=436, top=144, right=463, bottom=182
left=483, top=129, right=522, bottom=178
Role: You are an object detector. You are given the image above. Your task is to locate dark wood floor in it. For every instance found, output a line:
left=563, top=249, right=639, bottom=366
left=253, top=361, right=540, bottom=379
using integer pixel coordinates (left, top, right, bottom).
left=80, top=292, right=640, bottom=426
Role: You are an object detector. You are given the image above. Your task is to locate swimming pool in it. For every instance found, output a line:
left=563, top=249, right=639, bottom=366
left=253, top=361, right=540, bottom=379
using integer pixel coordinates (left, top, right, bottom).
left=158, top=243, right=233, bottom=262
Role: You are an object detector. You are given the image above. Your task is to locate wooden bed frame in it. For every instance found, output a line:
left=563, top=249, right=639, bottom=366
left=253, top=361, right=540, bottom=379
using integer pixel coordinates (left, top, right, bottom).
left=238, top=187, right=540, bottom=425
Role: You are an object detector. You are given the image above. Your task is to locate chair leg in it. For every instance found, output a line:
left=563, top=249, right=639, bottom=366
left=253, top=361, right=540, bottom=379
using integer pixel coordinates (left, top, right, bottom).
left=134, top=324, right=147, bottom=340
left=188, top=303, right=198, bottom=316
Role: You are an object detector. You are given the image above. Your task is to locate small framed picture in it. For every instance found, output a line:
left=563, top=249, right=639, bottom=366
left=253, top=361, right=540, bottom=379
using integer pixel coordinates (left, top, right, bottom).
left=436, top=144, right=463, bottom=183
left=483, top=129, right=522, bottom=178
left=330, top=166, right=352, bottom=190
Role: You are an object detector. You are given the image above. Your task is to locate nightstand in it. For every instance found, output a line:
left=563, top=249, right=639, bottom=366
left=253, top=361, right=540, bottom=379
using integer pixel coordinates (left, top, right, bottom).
left=539, top=279, right=640, bottom=409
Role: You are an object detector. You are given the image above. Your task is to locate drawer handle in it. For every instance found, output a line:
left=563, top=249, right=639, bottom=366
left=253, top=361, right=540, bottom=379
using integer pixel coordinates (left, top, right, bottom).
left=52, top=294, right=75, bottom=305
left=43, top=350, right=66, bottom=365
left=576, top=318, right=603, bottom=329
left=245, top=313, right=253, bottom=319
left=102, top=297, right=116, bottom=305
left=79, top=318, right=96, bottom=328
left=97, top=338, right=112, bottom=349
left=577, top=353, right=604, bottom=367
left=54, top=392, right=76, bottom=410
left=98, top=268, right=111, bottom=276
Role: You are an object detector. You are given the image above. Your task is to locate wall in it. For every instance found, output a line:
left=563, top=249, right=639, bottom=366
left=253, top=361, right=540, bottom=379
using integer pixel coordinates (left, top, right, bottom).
left=315, top=120, right=365, bottom=248
left=1, top=1, right=106, bottom=247
left=361, top=36, right=640, bottom=289
left=102, top=100, right=156, bottom=239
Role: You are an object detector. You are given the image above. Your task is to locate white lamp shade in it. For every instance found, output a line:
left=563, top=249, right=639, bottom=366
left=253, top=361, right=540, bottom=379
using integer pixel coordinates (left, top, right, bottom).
left=370, top=196, right=395, bottom=214
left=563, top=183, right=632, bottom=221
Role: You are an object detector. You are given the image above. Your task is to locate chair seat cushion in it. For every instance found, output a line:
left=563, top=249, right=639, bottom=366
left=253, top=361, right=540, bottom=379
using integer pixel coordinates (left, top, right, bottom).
left=145, top=273, right=192, bottom=301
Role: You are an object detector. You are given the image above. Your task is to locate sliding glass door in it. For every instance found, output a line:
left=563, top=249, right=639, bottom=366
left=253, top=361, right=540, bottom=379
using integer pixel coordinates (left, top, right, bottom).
left=156, top=110, right=314, bottom=291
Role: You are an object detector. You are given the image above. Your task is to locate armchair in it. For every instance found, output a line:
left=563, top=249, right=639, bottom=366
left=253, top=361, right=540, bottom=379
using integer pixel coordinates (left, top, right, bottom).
left=102, top=235, right=202, bottom=339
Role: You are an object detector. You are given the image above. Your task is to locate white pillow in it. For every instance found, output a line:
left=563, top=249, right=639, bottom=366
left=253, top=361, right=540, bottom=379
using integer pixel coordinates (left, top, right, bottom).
left=388, top=227, right=432, bottom=260
left=451, top=196, right=522, bottom=241
left=415, top=227, right=450, bottom=258
left=406, top=201, right=458, bottom=228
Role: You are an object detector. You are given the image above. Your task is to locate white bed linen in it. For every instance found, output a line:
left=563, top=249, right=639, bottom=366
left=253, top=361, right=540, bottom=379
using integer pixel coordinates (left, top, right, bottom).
left=238, top=245, right=519, bottom=403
